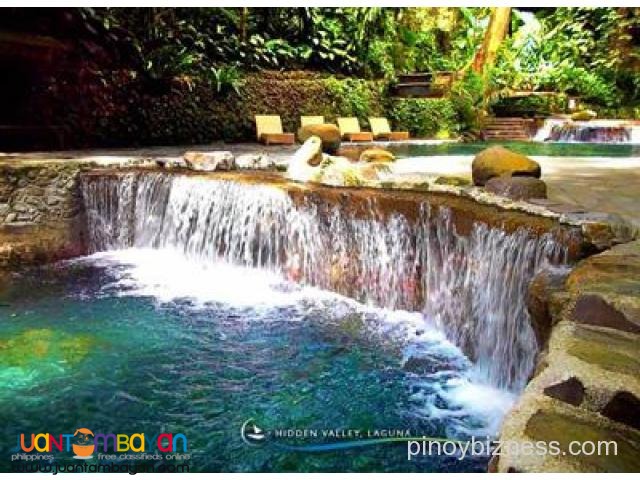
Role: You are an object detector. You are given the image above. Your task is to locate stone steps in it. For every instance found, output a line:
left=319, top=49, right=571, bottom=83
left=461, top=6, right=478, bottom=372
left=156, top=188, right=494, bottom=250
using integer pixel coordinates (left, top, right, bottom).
left=482, top=117, right=532, bottom=141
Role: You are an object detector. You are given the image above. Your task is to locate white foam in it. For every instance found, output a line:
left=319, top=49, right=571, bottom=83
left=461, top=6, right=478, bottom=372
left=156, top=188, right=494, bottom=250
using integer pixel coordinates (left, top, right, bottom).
left=71, top=247, right=515, bottom=436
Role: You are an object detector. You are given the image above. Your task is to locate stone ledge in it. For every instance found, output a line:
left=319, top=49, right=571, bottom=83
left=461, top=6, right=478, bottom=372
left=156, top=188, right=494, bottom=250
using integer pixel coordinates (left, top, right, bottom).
left=499, top=240, right=640, bottom=472
left=0, top=224, right=86, bottom=271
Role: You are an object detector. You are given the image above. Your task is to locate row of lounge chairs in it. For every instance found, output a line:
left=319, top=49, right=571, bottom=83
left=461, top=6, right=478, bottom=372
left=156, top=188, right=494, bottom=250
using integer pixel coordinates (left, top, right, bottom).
left=255, top=115, right=409, bottom=145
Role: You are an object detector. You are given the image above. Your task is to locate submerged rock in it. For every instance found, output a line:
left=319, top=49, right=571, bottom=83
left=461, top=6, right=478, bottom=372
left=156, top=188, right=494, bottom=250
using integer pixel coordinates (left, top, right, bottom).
left=0, top=328, right=95, bottom=368
left=485, top=176, right=547, bottom=201
left=183, top=151, right=236, bottom=171
left=297, top=124, right=341, bottom=154
left=471, top=146, right=541, bottom=186
left=359, top=148, right=395, bottom=163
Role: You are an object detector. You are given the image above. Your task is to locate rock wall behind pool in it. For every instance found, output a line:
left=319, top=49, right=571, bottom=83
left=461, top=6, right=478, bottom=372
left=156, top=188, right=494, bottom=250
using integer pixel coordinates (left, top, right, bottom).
left=80, top=170, right=577, bottom=391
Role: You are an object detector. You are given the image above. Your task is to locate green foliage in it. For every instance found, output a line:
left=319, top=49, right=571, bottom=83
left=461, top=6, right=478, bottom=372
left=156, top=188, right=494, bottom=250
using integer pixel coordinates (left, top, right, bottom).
left=492, top=94, right=569, bottom=118
left=487, top=7, right=639, bottom=111
left=387, top=98, right=457, bottom=138
left=449, top=71, right=485, bottom=132
left=205, top=66, right=243, bottom=95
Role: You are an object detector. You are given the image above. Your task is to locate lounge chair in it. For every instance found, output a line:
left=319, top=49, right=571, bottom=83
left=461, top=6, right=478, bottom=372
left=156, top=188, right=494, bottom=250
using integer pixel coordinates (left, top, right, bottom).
left=369, top=117, right=410, bottom=141
left=300, top=116, right=325, bottom=127
left=255, top=115, right=295, bottom=145
left=337, top=117, right=374, bottom=142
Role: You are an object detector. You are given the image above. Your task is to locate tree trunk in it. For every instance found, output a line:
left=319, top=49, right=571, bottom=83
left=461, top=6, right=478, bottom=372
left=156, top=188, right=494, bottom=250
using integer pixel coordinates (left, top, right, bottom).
left=473, top=7, right=511, bottom=74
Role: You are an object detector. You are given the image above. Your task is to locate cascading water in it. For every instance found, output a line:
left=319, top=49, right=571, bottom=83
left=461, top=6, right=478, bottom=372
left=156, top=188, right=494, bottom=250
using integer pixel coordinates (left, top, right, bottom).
left=534, top=118, right=640, bottom=143
left=81, top=172, right=567, bottom=391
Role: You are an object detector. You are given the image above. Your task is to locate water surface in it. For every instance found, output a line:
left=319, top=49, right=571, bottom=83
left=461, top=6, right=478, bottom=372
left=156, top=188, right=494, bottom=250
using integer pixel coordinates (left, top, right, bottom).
left=0, top=249, right=513, bottom=472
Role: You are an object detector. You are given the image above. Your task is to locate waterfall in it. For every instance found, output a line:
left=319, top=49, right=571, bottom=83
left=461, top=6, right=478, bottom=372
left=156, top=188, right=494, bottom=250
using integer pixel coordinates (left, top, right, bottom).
left=81, top=172, right=566, bottom=391
left=534, top=118, right=638, bottom=143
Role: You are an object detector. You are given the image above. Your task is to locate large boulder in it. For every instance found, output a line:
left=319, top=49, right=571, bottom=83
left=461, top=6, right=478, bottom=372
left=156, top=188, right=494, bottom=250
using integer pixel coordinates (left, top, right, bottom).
left=359, top=148, right=395, bottom=163
left=471, top=146, right=541, bottom=186
left=286, top=136, right=323, bottom=182
left=183, top=151, right=235, bottom=171
left=297, top=124, right=341, bottom=154
left=485, top=176, right=547, bottom=200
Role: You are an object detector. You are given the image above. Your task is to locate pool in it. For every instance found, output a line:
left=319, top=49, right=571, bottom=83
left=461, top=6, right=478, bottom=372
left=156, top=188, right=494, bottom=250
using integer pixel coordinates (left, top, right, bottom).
left=0, top=249, right=512, bottom=473
left=388, top=141, right=640, bottom=158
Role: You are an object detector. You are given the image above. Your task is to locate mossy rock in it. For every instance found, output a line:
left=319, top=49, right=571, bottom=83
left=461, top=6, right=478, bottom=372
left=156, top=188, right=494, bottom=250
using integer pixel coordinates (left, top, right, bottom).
left=525, top=409, right=640, bottom=472
left=359, top=148, right=395, bottom=163
left=0, top=328, right=96, bottom=368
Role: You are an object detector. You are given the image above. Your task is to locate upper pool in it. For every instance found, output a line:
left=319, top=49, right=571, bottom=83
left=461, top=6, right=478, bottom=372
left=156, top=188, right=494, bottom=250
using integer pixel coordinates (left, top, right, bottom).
left=388, top=141, right=640, bottom=158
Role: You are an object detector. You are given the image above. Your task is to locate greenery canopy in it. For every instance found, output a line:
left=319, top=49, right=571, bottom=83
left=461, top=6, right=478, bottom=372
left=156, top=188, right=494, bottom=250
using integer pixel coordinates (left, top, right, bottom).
left=0, top=7, right=638, bottom=147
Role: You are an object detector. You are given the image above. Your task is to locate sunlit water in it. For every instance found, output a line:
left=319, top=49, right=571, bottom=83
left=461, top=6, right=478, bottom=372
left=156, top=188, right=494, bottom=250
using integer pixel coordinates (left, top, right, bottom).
left=0, top=249, right=514, bottom=472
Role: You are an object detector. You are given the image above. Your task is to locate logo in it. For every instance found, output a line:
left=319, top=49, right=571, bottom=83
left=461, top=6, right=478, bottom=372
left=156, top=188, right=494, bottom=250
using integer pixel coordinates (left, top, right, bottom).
left=240, top=419, right=266, bottom=447
left=72, top=428, right=95, bottom=459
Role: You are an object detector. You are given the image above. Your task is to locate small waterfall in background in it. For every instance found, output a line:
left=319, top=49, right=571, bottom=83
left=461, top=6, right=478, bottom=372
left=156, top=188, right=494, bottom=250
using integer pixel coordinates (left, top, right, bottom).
left=81, top=172, right=567, bottom=391
left=534, top=118, right=639, bottom=143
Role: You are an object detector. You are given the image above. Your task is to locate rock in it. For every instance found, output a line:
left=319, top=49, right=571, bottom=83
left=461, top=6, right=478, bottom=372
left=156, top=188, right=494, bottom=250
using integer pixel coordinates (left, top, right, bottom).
left=564, top=212, right=635, bottom=250
left=183, top=151, right=235, bottom=171
left=571, top=110, right=597, bottom=122
left=601, top=391, right=640, bottom=430
left=235, top=153, right=275, bottom=170
left=485, top=176, right=547, bottom=200
left=471, top=146, right=541, bottom=186
left=570, top=294, right=640, bottom=334
left=433, top=176, right=471, bottom=187
left=359, top=148, right=395, bottom=163
left=287, top=136, right=323, bottom=182
left=316, top=156, right=364, bottom=187
left=565, top=240, right=640, bottom=334
left=156, top=157, right=186, bottom=169
left=527, top=268, right=569, bottom=347
left=297, top=124, right=341, bottom=154
left=543, top=377, right=585, bottom=406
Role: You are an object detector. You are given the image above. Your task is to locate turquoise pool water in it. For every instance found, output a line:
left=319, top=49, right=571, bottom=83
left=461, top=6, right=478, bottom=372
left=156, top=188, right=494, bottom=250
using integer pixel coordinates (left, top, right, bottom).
left=0, top=249, right=512, bottom=473
left=388, top=141, right=640, bottom=158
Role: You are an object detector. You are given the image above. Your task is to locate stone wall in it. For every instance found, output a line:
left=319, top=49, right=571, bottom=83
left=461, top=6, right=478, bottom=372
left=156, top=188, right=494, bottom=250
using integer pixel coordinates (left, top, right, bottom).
left=495, top=240, right=640, bottom=472
left=0, top=163, right=87, bottom=269
left=0, top=164, right=83, bottom=225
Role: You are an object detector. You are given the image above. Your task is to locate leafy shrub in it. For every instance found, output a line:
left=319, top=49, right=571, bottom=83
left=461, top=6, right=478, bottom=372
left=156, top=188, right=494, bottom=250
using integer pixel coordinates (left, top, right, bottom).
left=491, top=94, right=569, bottom=118
left=387, top=98, right=457, bottom=138
left=450, top=71, right=485, bottom=132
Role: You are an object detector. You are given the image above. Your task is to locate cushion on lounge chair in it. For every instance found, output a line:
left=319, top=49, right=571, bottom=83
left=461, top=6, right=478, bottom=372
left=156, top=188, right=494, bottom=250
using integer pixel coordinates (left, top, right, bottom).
left=337, top=117, right=362, bottom=136
left=370, top=117, right=409, bottom=140
left=255, top=115, right=295, bottom=144
left=337, top=117, right=373, bottom=141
